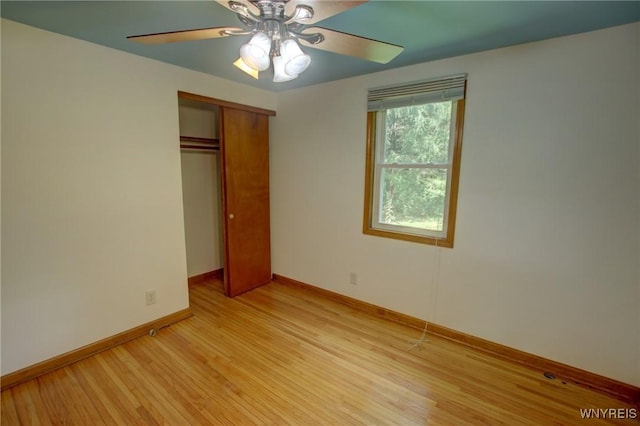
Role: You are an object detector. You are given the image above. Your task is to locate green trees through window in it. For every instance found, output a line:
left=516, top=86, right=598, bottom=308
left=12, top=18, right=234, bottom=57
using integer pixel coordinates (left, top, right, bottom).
left=379, top=102, right=453, bottom=232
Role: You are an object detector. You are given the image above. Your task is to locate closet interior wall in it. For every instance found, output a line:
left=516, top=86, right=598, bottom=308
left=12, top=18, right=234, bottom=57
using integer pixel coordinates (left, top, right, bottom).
left=178, top=99, right=223, bottom=278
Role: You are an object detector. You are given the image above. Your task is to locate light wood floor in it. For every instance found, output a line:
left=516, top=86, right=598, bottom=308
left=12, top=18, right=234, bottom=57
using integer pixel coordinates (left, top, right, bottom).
left=2, top=279, right=635, bottom=425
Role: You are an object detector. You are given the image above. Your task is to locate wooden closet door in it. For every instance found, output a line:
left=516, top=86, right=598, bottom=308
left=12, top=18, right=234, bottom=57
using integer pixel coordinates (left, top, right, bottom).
left=220, top=107, right=271, bottom=297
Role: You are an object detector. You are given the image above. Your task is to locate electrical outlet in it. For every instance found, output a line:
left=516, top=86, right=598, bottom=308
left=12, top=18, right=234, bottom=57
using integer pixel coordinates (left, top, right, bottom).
left=349, top=272, right=358, bottom=285
left=145, top=290, right=156, bottom=305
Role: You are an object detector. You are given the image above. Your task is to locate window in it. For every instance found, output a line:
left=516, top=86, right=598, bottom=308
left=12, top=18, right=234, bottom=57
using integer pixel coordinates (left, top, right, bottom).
left=363, top=74, right=466, bottom=247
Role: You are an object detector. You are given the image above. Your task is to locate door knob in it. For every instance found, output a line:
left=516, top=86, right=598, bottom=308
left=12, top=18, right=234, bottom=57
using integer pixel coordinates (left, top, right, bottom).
left=229, top=213, right=235, bottom=219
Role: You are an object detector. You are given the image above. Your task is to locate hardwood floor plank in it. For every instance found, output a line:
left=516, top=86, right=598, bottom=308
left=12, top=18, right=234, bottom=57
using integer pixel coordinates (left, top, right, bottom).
left=68, top=361, right=128, bottom=425
left=2, top=278, right=636, bottom=425
left=8, top=383, right=45, bottom=426
left=1, top=390, right=21, bottom=425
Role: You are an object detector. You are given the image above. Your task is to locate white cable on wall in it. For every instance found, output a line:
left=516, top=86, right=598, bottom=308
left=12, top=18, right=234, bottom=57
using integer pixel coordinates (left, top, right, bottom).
left=408, top=238, right=441, bottom=351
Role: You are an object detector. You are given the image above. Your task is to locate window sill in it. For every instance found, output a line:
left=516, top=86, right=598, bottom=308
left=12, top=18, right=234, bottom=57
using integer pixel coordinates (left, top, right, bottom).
left=362, top=226, right=453, bottom=248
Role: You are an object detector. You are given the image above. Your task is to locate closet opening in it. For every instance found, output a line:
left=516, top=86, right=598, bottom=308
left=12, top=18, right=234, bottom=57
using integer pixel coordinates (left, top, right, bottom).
left=177, top=91, right=276, bottom=297
left=179, top=98, right=224, bottom=285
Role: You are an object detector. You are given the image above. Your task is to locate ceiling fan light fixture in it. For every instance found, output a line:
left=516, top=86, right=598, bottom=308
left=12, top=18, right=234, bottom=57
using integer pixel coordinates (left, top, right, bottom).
left=239, top=32, right=272, bottom=71
left=272, top=55, right=299, bottom=82
left=281, top=39, right=311, bottom=76
left=233, top=57, right=259, bottom=79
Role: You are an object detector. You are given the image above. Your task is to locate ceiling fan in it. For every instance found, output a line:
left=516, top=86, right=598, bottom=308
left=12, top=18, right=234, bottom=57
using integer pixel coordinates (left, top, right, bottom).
left=128, top=0, right=404, bottom=82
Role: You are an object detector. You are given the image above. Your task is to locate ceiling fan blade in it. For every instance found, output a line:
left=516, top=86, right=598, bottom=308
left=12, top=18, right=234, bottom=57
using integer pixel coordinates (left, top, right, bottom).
left=127, top=26, right=245, bottom=45
left=286, top=0, right=367, bottom=24
left=299, top=27, right=403, bottom=64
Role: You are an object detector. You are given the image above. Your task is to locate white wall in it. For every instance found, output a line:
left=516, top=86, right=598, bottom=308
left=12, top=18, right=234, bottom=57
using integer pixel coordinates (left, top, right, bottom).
left=178, top=102, right=218, bottom=140
left=180, top=151, right=222, bottom=277
left=179, top=103, right=222, bottom=277
left=271, top=23, right=640, bottom=385
left=0, top=19, right=276, bottom=375
left=0, top=18, right=3, bottom=375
